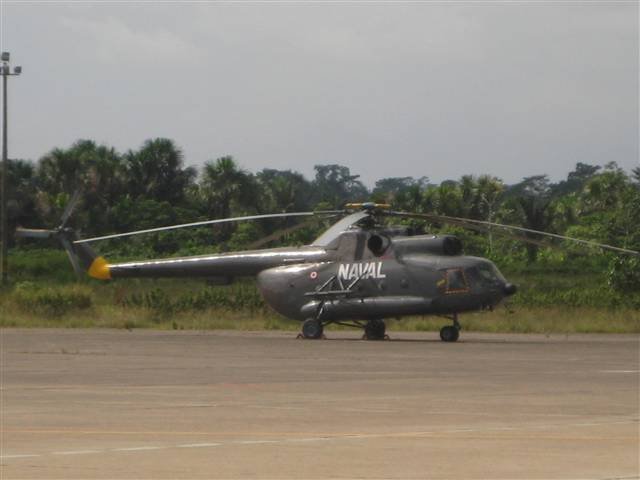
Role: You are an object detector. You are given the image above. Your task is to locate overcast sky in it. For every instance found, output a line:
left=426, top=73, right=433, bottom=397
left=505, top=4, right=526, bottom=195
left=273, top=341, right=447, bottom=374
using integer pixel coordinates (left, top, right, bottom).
left=1, top=1, right=638, bottom=187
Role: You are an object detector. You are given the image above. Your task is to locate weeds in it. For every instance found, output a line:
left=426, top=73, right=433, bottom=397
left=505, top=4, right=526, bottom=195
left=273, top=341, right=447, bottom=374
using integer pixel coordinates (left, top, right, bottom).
left=1, top=255, right=638, bottom=333
left=120, top=283, right=266, bottom=314
left=11, top=281, right=92, bottom=317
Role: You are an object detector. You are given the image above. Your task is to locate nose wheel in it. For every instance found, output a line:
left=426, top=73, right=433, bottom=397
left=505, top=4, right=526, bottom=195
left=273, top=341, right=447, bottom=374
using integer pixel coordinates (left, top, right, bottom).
left=440, top=314, right=461, bottom=342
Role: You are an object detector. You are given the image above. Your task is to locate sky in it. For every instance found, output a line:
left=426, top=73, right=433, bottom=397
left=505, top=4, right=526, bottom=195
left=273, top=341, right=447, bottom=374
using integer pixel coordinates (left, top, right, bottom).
left=1, top=1, right=638, bottom=187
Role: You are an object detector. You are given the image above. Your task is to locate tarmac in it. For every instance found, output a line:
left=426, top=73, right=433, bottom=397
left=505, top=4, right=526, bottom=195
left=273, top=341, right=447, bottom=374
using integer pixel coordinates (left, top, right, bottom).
left=1, top=328, right=638, bottom=479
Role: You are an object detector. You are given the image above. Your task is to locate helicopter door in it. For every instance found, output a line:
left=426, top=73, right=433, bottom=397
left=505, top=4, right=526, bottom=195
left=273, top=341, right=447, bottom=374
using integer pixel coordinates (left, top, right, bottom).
left=445, top=268, right=469, bottom=294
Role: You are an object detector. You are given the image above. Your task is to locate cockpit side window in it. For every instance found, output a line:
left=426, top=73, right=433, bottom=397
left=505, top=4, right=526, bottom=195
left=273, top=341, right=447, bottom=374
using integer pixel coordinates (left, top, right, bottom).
left=445, top=268, right=469, bottom=293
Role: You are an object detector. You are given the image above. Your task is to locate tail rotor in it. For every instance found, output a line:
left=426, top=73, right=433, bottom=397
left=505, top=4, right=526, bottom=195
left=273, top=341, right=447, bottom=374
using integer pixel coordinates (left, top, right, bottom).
left=14, top=190, right=98, bottom=278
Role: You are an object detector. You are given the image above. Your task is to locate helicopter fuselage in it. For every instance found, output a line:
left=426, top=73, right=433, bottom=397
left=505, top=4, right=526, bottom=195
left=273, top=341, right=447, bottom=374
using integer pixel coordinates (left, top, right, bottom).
left=257, top=230, right=512, bottom=322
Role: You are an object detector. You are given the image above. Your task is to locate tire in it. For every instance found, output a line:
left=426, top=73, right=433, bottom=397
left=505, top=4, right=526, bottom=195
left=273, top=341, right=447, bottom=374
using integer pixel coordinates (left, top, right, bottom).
left=301, top=318, right=324, bottom=339
left=439, top=325, right=459, bottom=342
left=365, top=319, right=386, bottom=340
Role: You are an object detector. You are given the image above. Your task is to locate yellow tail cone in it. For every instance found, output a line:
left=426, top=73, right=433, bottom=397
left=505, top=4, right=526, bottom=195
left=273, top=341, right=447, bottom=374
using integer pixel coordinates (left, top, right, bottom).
left=88, top=256, right=111, bottom=280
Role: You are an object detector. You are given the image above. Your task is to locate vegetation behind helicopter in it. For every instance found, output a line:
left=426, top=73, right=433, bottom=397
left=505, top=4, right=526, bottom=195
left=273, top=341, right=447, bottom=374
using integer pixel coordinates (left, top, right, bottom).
left=15, top=201, right=637, bottom=342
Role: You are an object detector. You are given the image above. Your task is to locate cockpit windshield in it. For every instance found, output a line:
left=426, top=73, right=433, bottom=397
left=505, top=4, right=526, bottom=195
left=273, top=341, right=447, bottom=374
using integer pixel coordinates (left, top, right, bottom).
left=474, top=262, right=506, bottom=286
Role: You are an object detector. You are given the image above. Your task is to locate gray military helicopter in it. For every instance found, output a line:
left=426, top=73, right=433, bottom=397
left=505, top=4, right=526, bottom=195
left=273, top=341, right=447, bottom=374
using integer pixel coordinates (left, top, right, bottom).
left=16, top=199, right=639, bottom=342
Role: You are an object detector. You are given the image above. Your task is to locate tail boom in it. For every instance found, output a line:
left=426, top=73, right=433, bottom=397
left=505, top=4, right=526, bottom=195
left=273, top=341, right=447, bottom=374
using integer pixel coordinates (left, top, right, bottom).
left=87, top=247, right=330, bottom=281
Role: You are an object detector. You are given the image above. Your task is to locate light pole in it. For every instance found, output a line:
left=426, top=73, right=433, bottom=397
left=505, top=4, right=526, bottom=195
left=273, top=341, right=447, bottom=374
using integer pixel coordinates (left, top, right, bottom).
left=1, top=52, right=22, bottom=285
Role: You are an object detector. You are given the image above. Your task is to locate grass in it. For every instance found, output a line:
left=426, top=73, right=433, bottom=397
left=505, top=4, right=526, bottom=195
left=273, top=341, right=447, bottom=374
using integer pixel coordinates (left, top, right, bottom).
left=1, top=279, right=638, bottom=334
left=0, top=304, right=291, bottom=330
left=392, top=307, right=640, bottom=334
left=2, top=303, right=638, bottom=334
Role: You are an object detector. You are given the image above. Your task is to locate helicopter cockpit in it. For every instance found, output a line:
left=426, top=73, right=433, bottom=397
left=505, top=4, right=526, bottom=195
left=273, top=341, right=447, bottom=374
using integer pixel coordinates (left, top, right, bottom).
left=473, top=261, right=506, bottom=287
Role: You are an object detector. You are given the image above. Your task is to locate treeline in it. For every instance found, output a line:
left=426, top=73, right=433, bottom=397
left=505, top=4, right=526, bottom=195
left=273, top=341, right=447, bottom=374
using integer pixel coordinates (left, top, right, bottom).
left=6, top=138, right=640, bottom=289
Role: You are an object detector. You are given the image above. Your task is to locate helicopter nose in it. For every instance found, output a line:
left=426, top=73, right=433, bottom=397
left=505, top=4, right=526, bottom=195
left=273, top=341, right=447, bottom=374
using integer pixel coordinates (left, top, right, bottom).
left=503, top=283, right=517, bottom=296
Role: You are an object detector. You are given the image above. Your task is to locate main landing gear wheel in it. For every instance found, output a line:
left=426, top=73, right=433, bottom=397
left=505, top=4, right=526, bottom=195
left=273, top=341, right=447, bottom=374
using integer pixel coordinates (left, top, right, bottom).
left=300, top=318, right=324, bottom=339
left=364, top=319, right=386, bottom=340
left=439, top=325, right=459, bottom=342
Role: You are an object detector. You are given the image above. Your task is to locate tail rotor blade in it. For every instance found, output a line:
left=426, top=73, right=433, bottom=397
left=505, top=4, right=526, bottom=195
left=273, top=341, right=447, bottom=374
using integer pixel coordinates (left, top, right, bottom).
left=59, top=236, right=84, bottom=278
left=60, top=190, right=82, bottom=228
left=15, top=228, right=55, bottom=239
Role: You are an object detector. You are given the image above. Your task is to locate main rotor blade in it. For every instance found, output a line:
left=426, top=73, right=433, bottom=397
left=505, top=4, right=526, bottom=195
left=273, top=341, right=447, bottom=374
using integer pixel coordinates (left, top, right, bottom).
left=423, top=217, right=563, bottom=250
left=246, top=216, right=338, bottom=250
left=15, top=228, right=55, bottom=239
left=312, top=211, right=371, bottom=246
left=73, top=211, right=344, bottom=244
left=388, top=211, right=640, bottom=257
left=60, top=190, right=82, bottom=228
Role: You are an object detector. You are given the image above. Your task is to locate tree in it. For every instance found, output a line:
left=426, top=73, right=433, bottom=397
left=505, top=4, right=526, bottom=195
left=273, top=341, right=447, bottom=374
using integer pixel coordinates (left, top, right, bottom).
left=37, top=144, right=87, bottom=195
left=200, top=156, right=256, bottom=242
left=581, top=165, right=630, bottom=212
left=476, top=175, right=504, bottom=219
left=395, top=184, right=425, bottom=213
left=312, top=164, right=368, bottom=208
left=573, top=166, right=639, bottom=250
left=475, top=175, right=504, bottom=252
left=372, top=176, right=428, bottom=204
left=421, top=180, right=464, bottom=217
left=35, top=140, right=126, bottom=234
left=553, top=162, right=601, bottom=196
left=458, top=175, right=477, bottom=218
left=256, top=169, right=311, bottom=213
left=124, top=138, right=196, bottom=205
left=504, top=175, right=555, bottom=263
left=5, top=160, right=38, bottom=243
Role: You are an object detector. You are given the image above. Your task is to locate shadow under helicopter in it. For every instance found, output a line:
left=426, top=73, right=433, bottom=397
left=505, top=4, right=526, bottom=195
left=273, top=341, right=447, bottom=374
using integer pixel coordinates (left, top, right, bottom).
left=292, top=334, right=611, bottom=345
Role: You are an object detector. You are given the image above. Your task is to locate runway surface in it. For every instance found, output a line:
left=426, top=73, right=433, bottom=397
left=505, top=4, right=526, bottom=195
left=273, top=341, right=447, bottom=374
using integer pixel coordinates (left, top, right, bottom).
left=1, top=329, right=638, bottom=479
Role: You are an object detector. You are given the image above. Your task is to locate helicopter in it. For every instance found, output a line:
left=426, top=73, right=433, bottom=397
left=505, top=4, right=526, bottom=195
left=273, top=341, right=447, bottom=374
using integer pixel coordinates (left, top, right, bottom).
left=16, top=198, right=639, bottom=342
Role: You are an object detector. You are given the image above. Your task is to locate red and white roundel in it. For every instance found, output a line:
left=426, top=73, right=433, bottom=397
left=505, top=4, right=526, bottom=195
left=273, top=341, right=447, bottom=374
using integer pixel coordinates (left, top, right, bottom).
left=309, top=271, right=318, bottom=280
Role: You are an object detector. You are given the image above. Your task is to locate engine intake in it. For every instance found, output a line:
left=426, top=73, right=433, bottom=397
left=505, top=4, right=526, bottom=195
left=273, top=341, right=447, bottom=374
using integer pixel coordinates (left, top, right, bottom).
left=367, top=234, right=391, bottom=256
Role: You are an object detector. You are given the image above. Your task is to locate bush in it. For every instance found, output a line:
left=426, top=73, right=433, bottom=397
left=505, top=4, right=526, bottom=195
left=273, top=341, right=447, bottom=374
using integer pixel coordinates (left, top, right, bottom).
left=13, top=281, right=93, bottom=316
left=8, top=249, right=76, bottom=282
left=120, top=283, right=266, bottom=314
left=506, top=272, right=640, bottom=310
left=607, top=256, right=640, bottom=293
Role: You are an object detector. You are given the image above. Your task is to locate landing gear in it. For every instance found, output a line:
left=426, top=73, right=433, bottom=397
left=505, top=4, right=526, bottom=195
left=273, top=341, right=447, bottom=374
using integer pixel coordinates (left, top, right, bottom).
left=300, top=318, right=324, bottom=339
left=439, top=313, right=461, bottom=342
left=298, top=317, right=390, bottom=341
left=439, top=325, right=459, bottom=342
left=364, top=319, right=386, bottom=340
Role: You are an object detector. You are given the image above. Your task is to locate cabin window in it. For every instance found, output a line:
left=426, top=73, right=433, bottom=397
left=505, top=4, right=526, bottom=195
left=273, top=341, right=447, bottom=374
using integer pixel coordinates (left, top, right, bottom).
left=446, top=268, right=469, bottom=293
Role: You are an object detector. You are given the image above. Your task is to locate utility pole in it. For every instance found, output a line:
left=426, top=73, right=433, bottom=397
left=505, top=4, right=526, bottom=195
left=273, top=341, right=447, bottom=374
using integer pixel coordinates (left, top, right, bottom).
left=1, top=52, right=22, bottom=285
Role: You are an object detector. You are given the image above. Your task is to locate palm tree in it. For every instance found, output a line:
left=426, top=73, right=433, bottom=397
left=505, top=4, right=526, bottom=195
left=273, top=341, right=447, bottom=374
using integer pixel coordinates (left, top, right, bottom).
left=475, top=175, right=504, bottom=252
left=36, top=140, right=126, bottom=232
left=256, top=169, right=310, bottom=213
left=201, top=156, right=255, bottom=219
left=125, top=138, right=196, bottom=204
left=516, top=195, right=554, bottom=263
left=458, top=175, right=477, bottom=218
left=37, top=146, right=85, bottom=197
